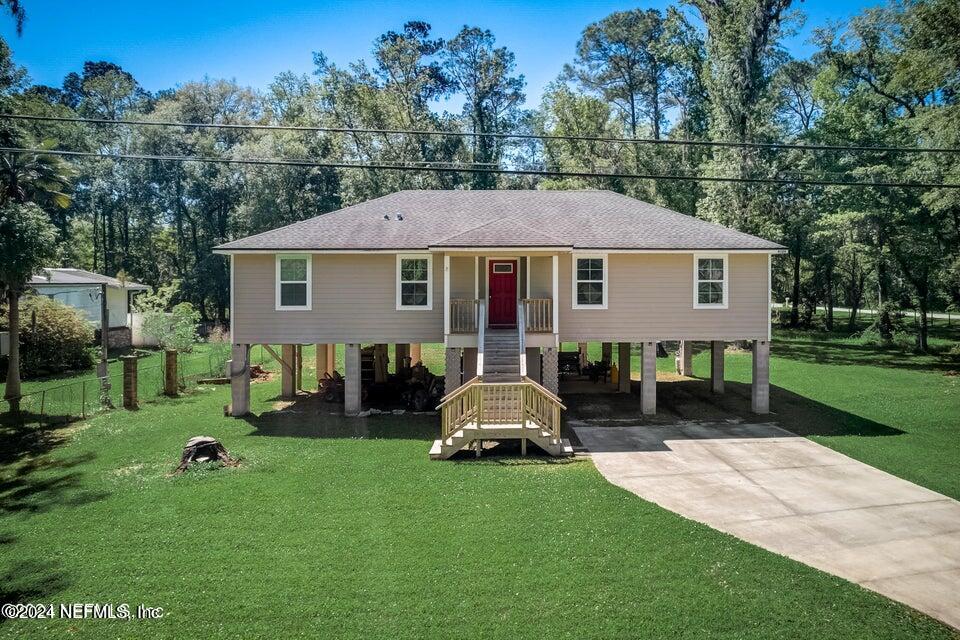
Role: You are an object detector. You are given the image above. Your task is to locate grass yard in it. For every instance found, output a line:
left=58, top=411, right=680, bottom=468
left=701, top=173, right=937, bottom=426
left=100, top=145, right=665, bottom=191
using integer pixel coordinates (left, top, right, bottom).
left=1, top=327, right=958, bottom=638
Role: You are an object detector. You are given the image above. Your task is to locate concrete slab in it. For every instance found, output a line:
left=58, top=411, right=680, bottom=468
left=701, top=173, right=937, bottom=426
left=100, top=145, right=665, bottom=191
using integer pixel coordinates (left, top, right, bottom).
left=575, top=424, right=960, bottom=631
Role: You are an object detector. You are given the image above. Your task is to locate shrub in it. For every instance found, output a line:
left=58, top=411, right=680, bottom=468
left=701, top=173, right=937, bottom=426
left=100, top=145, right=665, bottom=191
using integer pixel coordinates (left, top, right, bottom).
left=15, top=295, right=95, bottom=377
left=142, top=302, right=200, bottom=352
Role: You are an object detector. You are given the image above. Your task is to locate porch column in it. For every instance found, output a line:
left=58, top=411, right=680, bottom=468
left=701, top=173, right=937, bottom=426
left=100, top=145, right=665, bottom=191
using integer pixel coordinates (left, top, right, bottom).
left=229, top=344, right=250, bottom=416
left=601, top=342, right=613, bottom=363
left=710, top=341, right=725, bottom=394
left=326, top=344, right=336, bottom=374
left=525, top=347, right=541, bottom=383
left=641, top=341, right=657, bottom=415
left=443, top=254, right=451, bottom=337
left=444, top=347, right=461, bottom=394
left=618, top=342, right=631, bottom=393
left=462, top=347, right=478, bottom=381
left=316, top=343, right=329, bottom=387
left=677, top=340, right=693, bottom=376
left=542, top=347, right=559, bottom=396
left=578, top=342, right=589, bottom=368
left=551, top=255, right=559, bottom=334
left=344, top=343, right=362, bottom=416
left=281, top=344, right=296, bottom=399
left=409, top=343, right=422, bottom=365
left=752, top=339, right=770, bottom=414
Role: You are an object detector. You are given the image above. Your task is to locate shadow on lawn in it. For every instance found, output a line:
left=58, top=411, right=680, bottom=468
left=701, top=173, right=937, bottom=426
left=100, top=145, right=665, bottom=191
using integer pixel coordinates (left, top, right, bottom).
left=0, top=450, right=109, bottom=516
left=0, top=558, right=71, bottom=620
left=773, top=338, right=959, bottom=373
left=564, top=378, right=904, bottom=441
left=0, top=415, right=110, bottom=516
left=241, top=391, right=437, bottom=441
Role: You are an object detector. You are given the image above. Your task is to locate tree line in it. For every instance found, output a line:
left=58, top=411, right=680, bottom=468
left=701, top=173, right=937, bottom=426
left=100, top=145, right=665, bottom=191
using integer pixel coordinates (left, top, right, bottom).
left=1, top=0, right=959, bottom=355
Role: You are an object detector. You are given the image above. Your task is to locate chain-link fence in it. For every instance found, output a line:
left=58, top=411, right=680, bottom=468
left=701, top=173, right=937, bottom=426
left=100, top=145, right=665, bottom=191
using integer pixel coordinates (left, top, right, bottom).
left=3, top=348, right=232, bottom=429
left=177, top=349, right=230, bottom=390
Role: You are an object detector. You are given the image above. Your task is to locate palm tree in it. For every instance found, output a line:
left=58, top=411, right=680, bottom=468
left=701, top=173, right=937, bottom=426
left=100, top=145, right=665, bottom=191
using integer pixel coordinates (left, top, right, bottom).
left=0, top=139, right=73, bottom=208
left=0, top=141, right=72, bottom=413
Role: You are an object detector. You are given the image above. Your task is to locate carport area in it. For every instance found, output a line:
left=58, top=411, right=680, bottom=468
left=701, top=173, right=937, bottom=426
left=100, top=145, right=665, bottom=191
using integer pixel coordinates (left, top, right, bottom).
left=572, top=417, right=960, bottom=630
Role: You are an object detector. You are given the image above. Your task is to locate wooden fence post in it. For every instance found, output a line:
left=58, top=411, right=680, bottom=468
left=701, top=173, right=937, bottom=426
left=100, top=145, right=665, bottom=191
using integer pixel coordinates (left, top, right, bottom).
left=164, top=349, right=179, bottom=397
left=121, top=355, right=138, bottom=410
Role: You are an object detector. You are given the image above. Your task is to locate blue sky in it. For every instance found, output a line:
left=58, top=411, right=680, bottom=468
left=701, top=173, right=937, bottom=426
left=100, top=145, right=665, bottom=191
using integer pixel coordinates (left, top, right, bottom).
left=2, top=0, right=876, bottom=111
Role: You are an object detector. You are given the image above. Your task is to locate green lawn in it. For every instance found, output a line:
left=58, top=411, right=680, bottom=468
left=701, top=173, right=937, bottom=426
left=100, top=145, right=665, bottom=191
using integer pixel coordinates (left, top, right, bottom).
left=2, top=330, right=959, bottom=638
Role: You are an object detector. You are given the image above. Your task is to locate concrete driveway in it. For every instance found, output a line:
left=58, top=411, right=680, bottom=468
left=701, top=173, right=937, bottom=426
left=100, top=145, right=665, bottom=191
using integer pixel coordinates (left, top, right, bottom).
left=574, top=423, right=960, bottom=630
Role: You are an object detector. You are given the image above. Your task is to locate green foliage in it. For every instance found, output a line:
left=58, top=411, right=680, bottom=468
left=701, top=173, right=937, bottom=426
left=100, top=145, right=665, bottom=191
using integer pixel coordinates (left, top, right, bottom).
left=3, top=1, right=958, bottom=355
left=141, top=302, right=200, bottom=352
left=133, top=279, right=182, bottom=313
left=13, top=295, right=95, bottom=377
left=0, top=202, right=59, bottom=295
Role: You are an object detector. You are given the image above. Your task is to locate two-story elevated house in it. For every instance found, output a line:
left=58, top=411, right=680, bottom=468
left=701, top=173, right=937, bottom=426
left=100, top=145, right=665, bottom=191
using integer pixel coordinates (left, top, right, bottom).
left=214, top=190, right=784, bottom=458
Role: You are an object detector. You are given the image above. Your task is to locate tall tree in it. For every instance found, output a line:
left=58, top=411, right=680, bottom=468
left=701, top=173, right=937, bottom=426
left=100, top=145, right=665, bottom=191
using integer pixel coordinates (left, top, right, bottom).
left=686, top=0, right=793, bottom=231
left=565, top=9, right=672, bottom=140
left=443, top=26, right=525, bottom=189
left=0, top=204, right=60, bottom=412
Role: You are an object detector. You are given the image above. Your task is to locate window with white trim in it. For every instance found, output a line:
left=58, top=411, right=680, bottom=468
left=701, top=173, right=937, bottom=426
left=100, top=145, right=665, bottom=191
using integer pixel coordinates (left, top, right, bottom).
left=276, top=255, right=311, bottom=310
left=396, top=254, right=432, bottom=310
left=572, top=254, right=607, bottom=309
left=694, top=254, right=728, bottom=309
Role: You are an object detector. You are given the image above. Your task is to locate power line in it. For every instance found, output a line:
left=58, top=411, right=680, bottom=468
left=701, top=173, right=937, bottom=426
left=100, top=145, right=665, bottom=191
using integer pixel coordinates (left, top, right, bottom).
left=5, top=112, right=960, bottom=155
left=3, top=146, right=958, bottom=189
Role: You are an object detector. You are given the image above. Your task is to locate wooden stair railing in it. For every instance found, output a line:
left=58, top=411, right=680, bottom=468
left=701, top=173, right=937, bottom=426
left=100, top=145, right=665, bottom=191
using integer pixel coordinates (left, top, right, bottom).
left=436, top=376, right=566, bottom=445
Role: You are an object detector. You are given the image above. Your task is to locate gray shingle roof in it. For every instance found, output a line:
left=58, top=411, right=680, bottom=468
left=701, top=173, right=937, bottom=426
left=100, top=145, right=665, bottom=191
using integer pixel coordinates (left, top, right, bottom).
left=215, top=190, right=784, bottom=252
left=30, top=268, right=149, bottom=289
left=432, top=217, right=569, bottom=247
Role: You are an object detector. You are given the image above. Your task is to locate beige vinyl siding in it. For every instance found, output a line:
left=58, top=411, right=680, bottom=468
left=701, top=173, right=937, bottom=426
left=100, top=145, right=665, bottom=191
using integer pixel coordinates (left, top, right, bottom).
left=449, top=256, right=475, bottom=298
left=528, top=256, right=552, bottom=298
left=558, top=253, right=768, bottom=341
left=232, top=253, right=443, bottom=344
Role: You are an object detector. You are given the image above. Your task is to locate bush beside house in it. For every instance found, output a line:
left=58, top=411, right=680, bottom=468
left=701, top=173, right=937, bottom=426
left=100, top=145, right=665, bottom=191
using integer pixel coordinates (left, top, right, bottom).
left=141, top=302, right=201, bottom=352
left=3, top=295, right=95, bottom=377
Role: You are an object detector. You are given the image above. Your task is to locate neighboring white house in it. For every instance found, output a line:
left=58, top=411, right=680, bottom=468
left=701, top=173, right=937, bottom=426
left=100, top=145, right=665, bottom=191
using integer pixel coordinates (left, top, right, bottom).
left=28, top=269, right=150, bottom=347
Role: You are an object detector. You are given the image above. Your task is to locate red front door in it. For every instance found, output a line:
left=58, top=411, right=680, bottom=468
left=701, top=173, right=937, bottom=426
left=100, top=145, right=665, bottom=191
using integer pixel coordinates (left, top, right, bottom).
left=488, top=260, right=518, bottom=327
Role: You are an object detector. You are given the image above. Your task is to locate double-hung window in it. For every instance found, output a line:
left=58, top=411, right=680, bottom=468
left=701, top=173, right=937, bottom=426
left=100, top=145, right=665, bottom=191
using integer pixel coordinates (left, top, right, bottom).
left=693, top=253, right=728, bottom=309
left=572, top=254, right=607, bottom=309
left=396, top=254, right=432, bottom=310
left=275, top=254, right=311, bottom=310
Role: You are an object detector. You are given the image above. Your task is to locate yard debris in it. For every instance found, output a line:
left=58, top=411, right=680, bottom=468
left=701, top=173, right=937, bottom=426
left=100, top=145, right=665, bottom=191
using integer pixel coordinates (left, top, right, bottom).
left=249, top=364, right=270, bottom=381
left=173, top=436, right=239, bottom=474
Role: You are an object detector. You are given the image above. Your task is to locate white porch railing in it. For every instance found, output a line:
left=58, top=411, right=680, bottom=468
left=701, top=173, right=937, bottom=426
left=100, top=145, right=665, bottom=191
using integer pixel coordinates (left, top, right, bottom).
left=449, top=298, right=479, bottom=334
left=522, top=298, right=553, bottom=333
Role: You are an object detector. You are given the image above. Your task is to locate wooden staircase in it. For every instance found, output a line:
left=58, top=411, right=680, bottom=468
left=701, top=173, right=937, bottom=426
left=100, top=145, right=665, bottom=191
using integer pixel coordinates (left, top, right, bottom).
left=431, top=377, right=572, bottom=459
left=432, top=300, right=571, bottom=460
left=482, top=329, right=521, bottom=382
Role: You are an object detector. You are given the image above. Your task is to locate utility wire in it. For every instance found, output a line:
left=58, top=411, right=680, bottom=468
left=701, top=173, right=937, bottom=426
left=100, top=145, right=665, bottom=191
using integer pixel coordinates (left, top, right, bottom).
left=2, top=146, right=958, bottom=189
left=5, top=112, right=960, bottom=155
